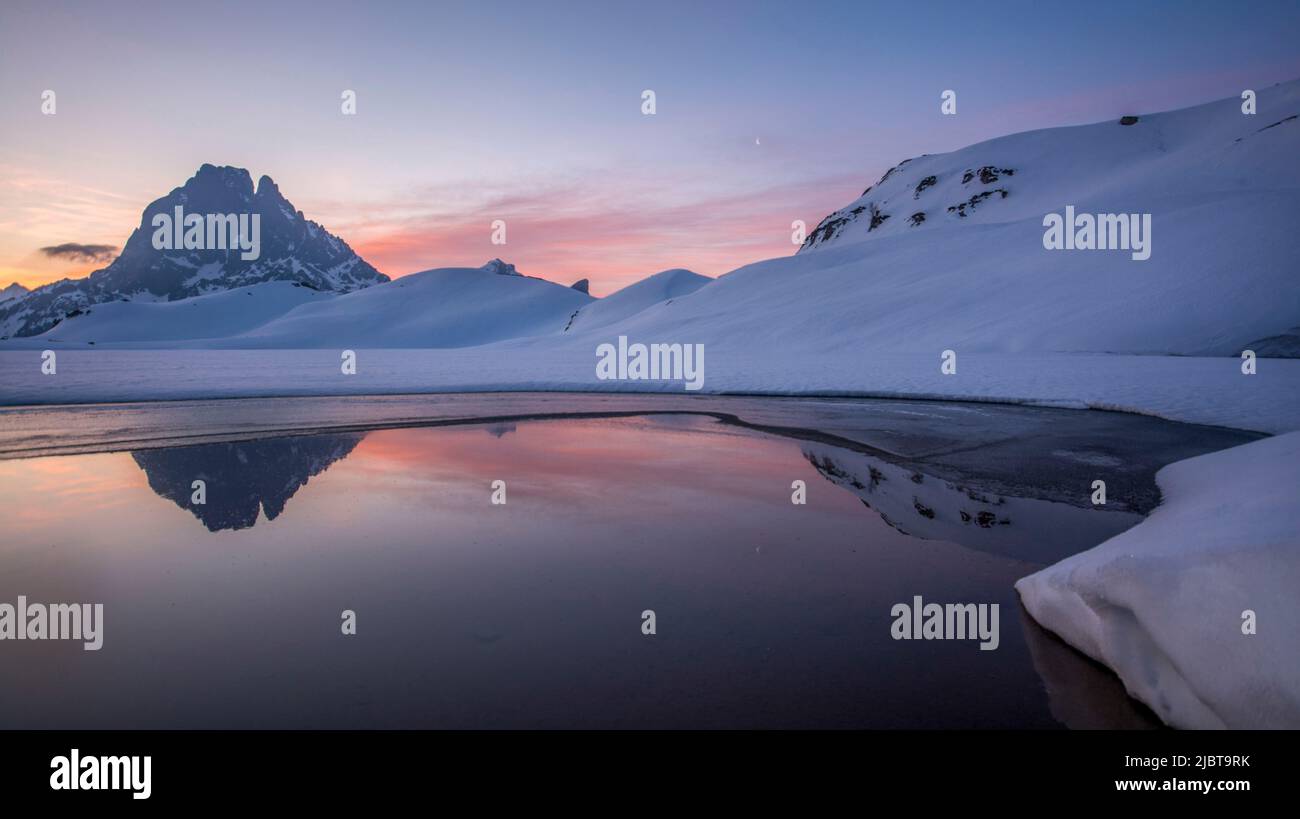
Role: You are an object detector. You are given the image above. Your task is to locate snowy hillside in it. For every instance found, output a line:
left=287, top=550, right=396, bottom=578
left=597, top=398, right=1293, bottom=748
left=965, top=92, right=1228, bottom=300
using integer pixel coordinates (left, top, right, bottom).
left=31, top=281, right=331, bottom=344
left=7, top=261, right=702, bottom=351
left=0, top=164, right=387, bottom=338
left=588, top=80, right=1299, bottom=357
left=1247, top=325, right=1300, bottom=358
left=801, top=83, right=1299, bottom=254
left=208, top=260, right=594, bottom=349
left=561, top=268, right=710, bottom=334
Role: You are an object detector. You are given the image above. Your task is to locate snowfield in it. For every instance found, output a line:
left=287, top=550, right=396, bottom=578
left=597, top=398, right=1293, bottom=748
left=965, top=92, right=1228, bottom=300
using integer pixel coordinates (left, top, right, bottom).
left=1, top=348, right=1297, bottom=433
left=15, top=281, right=330, bottom=344
left=561, top=268, right=710, bottom=334
left=209, top=264, right=594, bottom=349
left=1016, top=432, right=1300, bottom=729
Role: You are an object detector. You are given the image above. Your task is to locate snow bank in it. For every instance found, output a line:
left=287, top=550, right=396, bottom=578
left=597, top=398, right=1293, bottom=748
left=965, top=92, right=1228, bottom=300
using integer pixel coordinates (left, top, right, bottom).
left=1015, top=432, right=1300, bottom=729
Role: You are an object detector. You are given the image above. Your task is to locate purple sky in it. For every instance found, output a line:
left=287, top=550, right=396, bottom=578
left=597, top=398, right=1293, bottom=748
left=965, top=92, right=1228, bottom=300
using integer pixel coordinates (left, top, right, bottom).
left=2, top=0, right=1298, bottom=294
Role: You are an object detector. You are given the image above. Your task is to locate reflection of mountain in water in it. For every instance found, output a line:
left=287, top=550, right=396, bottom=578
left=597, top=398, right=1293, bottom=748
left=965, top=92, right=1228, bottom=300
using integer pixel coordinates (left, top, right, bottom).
left=131, top=433, right=365, bottom=531
left=803, top=444, right=1143, bottom=564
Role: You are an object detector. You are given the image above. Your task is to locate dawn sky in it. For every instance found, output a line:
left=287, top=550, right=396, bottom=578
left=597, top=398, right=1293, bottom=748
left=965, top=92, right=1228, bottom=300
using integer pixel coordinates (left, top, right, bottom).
left=2, top=0, right=1298, bottom=295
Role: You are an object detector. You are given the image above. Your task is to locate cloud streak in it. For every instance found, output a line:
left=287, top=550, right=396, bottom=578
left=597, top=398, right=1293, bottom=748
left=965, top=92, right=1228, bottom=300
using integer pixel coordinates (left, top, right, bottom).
left=39, top=242, right=119, bottom=263
left=317, top=171, right=863, bottom=295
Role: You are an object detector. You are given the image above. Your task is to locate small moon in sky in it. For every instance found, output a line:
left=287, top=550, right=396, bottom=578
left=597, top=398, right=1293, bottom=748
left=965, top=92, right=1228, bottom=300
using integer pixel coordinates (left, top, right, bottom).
left=755, top=138, right=761, bottom=145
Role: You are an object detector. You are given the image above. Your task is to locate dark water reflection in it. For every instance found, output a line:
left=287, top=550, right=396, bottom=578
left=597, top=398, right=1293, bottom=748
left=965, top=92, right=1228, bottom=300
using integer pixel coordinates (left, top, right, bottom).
left=132, top=435, right=364, bottom=531
left=0, top=411, right=1167, bottom=728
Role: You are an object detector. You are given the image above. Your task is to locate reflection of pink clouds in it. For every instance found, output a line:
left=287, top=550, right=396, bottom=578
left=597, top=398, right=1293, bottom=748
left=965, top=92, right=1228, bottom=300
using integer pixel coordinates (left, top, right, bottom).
left=340, top=418, right=821, bottom=513
left=342, top=174, right=862, bottom=295
left=0, top=453, right=148, bottom=529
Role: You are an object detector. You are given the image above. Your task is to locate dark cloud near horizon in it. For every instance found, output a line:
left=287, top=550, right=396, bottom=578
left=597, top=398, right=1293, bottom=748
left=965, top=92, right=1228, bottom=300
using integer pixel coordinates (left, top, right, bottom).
left=40, top=242, right=118, bottom=264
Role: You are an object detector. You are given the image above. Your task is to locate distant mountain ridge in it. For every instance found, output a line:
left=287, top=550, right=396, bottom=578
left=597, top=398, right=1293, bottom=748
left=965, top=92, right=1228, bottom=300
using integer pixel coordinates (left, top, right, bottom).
left=0, top=164, right=386, bottom=337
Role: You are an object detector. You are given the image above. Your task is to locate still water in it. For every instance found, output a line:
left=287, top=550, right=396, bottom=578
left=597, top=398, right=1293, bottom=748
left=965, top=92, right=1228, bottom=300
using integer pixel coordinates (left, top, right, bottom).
left=0, top=395, right=1259, bottom=728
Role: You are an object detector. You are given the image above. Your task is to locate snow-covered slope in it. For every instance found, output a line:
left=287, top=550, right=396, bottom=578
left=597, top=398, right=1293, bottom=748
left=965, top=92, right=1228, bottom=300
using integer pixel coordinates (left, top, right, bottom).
left=590, top=80, right=1300, bottom=357
left=30, top=281, right=331, bottom=344
left=561, top=268, right=710, bottom=334
left=801, top=83, right=1298, bottom=254
left=1016, top=432, right=1300, bottom=729
left=212, top=260, right=594, bottom=348
left=1247, top=325, right=1300, bottom=358
left=5, top=262, right=701, bottom=349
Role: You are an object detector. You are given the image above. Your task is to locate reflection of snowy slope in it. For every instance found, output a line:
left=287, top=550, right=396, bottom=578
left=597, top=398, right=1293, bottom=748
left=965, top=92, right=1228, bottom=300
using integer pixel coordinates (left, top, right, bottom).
left=803, top=443, right=1142, bottom=564
left=1017, top=432, right=1300, bottom=728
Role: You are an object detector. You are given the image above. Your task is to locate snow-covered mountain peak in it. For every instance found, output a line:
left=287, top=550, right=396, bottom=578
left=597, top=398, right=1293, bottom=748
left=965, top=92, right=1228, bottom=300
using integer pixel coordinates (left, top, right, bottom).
left=0, top=282, right=28, bottom=304
left=0, top=164, right=387, bottom=338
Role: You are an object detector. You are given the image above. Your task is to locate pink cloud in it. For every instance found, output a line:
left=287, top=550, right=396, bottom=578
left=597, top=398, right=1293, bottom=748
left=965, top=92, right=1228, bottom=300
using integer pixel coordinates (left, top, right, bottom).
left=328, top=172, right=863, bottom=295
